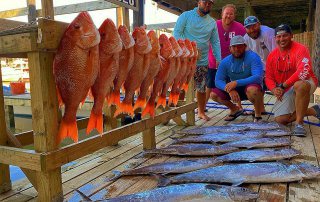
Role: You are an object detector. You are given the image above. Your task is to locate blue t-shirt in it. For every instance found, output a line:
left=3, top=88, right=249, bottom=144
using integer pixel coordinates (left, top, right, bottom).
left=173, top=7, right=221, bottom=66
left=215, top=50, right=263, bottom=90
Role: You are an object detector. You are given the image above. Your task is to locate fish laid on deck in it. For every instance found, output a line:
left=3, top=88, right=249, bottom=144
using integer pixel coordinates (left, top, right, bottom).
left=263, top=129, right=292, bottom=137
left=144, top=144, right=239, bottom=156
left=223, top=137, right=291, bottom=149
left=172, top=130, right=265, bottom=144
left=107, top=158, right=222, bottom=181
left=158, top=162, right=320, bottom=187
left=216, top=148, right=301, bottom=162
left=229, top=121, right=284, bottom=130
left=104, top=183, right=259, bottom=202
left=176, top=126, right=250, bottom=135
left=53, top=12, right=100, bottom=144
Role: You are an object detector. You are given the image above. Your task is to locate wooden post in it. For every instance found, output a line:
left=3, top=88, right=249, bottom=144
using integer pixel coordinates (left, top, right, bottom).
left=0, top=66, right=12, bottom=194
left=133, top=0, right=144, bottom=28
left=244, top=1, right=256, bottom=18
left=27, top=0, right=37, bottom=23
left=142, top=127, right=156, bottom=150
left=313, top=0, right=320, bottom=84
left=5, top=105, right=15, bottom=128
left=103, top=105, right=118, bottom=131
left=186, top=79, right=195, bottom=126
left=307, top=0, right=316, bottom=32
left=28, top=52, right=62, bottom=201
left=41, top=0, right=54, bottom=19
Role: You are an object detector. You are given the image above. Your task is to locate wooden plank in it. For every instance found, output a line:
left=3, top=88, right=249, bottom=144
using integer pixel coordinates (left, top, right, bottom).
left=0, top=67, right=11, bottom=193
left=0, top=19, right=27, bottom=32
left=186, top=80, right=195, bottom=126
left=43, top=102, right=197, bottom=171
left=4, top=105, right=15, bottom=128
left=313, top=0, right=320, bottom=81
left=0, top=0, right=118, bottom=19
left=107, top=0, right=139, bottom=11
left=27, top=0, right=36, bottom=23
left=0, top=33, right=36, bottom=56
left=142, top=127, right=156, bottom=150
left=104, top=104, right=118, bottom=131
left=40, top=0, right=54, bottom=19
left=28, top=51, right=63, bottom=201
left=133, top=0, right=144, bottom=28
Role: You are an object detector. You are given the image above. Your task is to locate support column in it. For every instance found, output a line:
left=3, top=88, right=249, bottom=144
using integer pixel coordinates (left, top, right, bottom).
left=28, top=52, right=62, bottom=201
left=0, top=65, right=12, bottom=194
left=116, top=7, right=130, bottom=29
left=142, top=127, right=156, bottom=150
left=307, top=0, right=316, bottom=31
left=27, top=0, right=37, bottom=23
left=244, top=1, right=256, bottom=18
left=133, top=0, right=144, bottom=28
left=313, top=0, right=320, bottom=83
left=186, top=80, right=195, bottom=126
left=5, top=105, right=15, bottom=128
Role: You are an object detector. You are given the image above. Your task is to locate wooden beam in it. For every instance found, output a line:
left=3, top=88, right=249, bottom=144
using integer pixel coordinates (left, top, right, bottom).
left=0, top=19, right=27, bottom=32
left=43, top=102, right=197, bottom=171
left=27, top=0, right=36, bottom=23
left=41, top=0, right=54, bottom=19
left=142, top=127, right=156, bottom=150
left=146, top=22, right=176, bottom=30
left=0, top=64, right=11, bottom=193
left=28, top=51, right=62, bottom=201
left=313, top=0, right=320, bottom=84
left=4, top=106, right=15, bottom=128
left=307, top=0, right=316, bottom=31
left=244, top=1, right=256, bottom=17
left=0, top=1, right=118, bottom=19
left=133, top=0, right=145, bottom=28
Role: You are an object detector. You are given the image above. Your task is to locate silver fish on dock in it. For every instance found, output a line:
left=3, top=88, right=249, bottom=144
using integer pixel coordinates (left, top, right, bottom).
left=158, top=162, right=320, bottom=187
left=263, top=129, right=292, bottom=137
left=176, top=126, right=250, bottom=135
left=104, top=183, right=259, bottom=202
left=144, top=144, right=239, bottom=156
left=229, top=121, right=284, bottom=130
left=216, top=148, right=301, bottom=162
left=172, top=130, right=265, bottom=144
left=223, top=137, right=291, bottom=149
left=106, top=158, right=222, bottom=181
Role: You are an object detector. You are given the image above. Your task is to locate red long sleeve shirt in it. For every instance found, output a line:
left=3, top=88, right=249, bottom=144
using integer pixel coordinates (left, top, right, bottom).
left=265, top=41, right=318, bottom=92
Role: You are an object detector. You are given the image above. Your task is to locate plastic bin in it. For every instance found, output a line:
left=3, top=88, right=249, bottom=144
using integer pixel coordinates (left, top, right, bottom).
left=10, top=81, right=26, bottom=95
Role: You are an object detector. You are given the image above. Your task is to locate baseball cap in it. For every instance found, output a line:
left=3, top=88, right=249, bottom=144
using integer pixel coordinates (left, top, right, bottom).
left=244, top=16, right=259, bottom=28
left=275, top=24, right=292, bottom=36
left=200, top=0, right=214, bottom=3
left=230, top=35, right=246, bottom=46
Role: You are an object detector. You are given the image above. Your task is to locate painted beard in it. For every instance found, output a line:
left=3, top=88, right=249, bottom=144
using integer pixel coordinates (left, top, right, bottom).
left=199, top=7, right=210, bottom=15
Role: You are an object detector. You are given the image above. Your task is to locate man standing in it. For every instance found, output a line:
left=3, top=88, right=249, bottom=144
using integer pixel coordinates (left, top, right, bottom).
left=206, top=4, right=246, bottom=104
left=174, top=0, right=221, bottom=121
left=210, top=36, right=264, bottom=122
left=265, top=24, right=319, bottom=135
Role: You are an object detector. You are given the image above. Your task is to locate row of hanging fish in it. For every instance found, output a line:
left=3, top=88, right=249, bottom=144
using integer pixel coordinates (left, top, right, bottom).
left=53, top=12, right=198, bottom=144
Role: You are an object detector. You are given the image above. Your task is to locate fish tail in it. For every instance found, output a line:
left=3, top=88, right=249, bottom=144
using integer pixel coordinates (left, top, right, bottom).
left=168, top=93, right=174, bottom=106
left=156, top=96, right=166, bottom=109
left=133, top=97, right=146, bottom=111
left=86, top=111, right=103, bottom=135
left=108, top=91, right=121, bottom=107
left=142, top=101, right=155, bottom=118
left=56, top=86, right=64, bottom=108
left=154, top=174, right=171, bottom=187
left=114, top=102, right=134, bottom=117
left=182, top=83, right=189, bottom=92
left=106, top=170, right=123, bottom=182
left=56, top=119, right=78, bottom=145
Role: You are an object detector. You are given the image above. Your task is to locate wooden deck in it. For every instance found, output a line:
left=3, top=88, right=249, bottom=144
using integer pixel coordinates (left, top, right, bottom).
left=1, top=94, right=320, bottom=201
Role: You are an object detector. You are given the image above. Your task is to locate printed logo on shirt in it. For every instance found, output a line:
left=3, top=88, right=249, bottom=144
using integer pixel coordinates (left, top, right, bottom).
left=302, top=57, right=309, bottom=64
left=299, top=64, right=309, bottom=80
left=229, top=32, right=236, bottom=39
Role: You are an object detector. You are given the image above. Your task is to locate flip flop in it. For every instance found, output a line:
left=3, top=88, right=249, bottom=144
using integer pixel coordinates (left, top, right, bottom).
left=224, top=109, right=244, bottom=121
left=242, top=110, right=269, bottom=116
left=311, top=104, right=320, bottom=120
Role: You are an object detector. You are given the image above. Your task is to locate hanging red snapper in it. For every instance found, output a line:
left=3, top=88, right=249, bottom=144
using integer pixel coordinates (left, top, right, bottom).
left=108, top=25, right=135, bottom=107
left=53, top=12, right=100, bottom=144
left=86, top=18, right=122, bottom=135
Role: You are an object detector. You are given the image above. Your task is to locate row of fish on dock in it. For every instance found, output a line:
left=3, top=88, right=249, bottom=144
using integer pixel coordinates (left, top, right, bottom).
left=53, top=12, right=198, bottom=144
left=75, top=121, right=320, bottom=201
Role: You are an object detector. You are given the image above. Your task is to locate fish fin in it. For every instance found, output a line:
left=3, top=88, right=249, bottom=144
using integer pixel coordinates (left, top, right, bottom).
left=231, top=179, right=244, bottom=186
left=168, top=93, right=174, bottom=106
left=56, top=86, right=64, bottom=108
left=156, top=96, right=166, bottom=109
left=142, top=101, right=155, bottom=118
left=86, top=111, right=103, bottom=136
left=75, top=189, right=92, bottom=202
left=153, top=174, right=171, bottom=187
left=56, top=119, right=78, bottom=145
left=182, top=83, right=189, bottom=92
left=87, top=88, right=94, bottom=101
left=106, top=170, right=123, bottom=182
left=108, top=91, right=121, bottom=107
left=114, top=102, right=134, bottom=117
left=173, top=93, right=180, bottom=106
left=79, top=98, right=86, bottom=109
left=133, top=97, right=147, bottom=111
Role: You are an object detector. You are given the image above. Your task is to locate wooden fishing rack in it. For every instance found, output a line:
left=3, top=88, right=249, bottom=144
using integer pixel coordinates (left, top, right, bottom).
left=0, top=1, right=197, bottom=201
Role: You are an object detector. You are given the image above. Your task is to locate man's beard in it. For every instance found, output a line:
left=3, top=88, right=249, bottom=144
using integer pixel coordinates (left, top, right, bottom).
left=199, top=7, right=210, bottom=15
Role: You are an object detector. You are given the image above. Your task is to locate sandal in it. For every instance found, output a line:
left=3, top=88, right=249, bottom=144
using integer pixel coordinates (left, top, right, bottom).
left=243, top=110, right=269, bottom=116
left=224, top=109, right=244, bottom=121
left=311, top=104, right=320, bottom=120
left=253, top=116, right=263, bottom=123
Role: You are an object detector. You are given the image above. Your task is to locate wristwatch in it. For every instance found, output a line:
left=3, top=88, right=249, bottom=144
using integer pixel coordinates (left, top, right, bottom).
left=276, top=83, right=285, bottom=89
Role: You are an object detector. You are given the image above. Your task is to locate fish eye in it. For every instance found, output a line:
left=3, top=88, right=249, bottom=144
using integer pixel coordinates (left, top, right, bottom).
left=74, top=24, right=81, bottom=29
left=160, top=43, right=163, bottom=48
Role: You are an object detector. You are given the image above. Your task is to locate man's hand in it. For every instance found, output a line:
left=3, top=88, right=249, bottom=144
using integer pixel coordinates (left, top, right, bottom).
left=225, top=81, right=237, bottom=93
left=271, top=87, right=284, bottom=101
left=229, top=90, right=240, bottom=103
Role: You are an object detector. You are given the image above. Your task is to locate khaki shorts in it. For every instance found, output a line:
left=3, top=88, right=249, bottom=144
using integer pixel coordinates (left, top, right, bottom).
left=273, top=79, right=317, bottom=117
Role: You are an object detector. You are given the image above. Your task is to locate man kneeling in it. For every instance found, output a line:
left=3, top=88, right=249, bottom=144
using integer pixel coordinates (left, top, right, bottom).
left=210, top=35, right=264, bottom=122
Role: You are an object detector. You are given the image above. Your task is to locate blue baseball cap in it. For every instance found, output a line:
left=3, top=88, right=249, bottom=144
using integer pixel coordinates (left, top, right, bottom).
left=244, top=16, right=259, bottom=28
left=230, top=35, right=246, bottom=46
left=275, top=24, right=292, bottom=36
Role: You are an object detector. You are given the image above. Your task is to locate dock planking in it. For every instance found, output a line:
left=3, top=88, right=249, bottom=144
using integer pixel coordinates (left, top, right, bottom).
left=1, top=95, right=320, bottom=201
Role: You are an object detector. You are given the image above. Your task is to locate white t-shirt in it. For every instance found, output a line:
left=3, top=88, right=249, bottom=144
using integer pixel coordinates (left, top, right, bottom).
left=244, top=25, right=276, bottom=70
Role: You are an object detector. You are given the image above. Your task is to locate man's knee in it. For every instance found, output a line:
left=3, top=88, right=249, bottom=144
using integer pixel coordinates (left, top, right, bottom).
left=293, top=81, right=310, bottom=94
left=246, top=86, right=262, bottom=98
left=274, top=115, right=290, bottom=125
left=210, top=92, right=219, bottom=101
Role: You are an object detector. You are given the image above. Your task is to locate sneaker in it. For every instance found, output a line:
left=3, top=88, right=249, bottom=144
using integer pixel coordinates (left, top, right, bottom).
left=293, top=124, right=307, bottom=136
